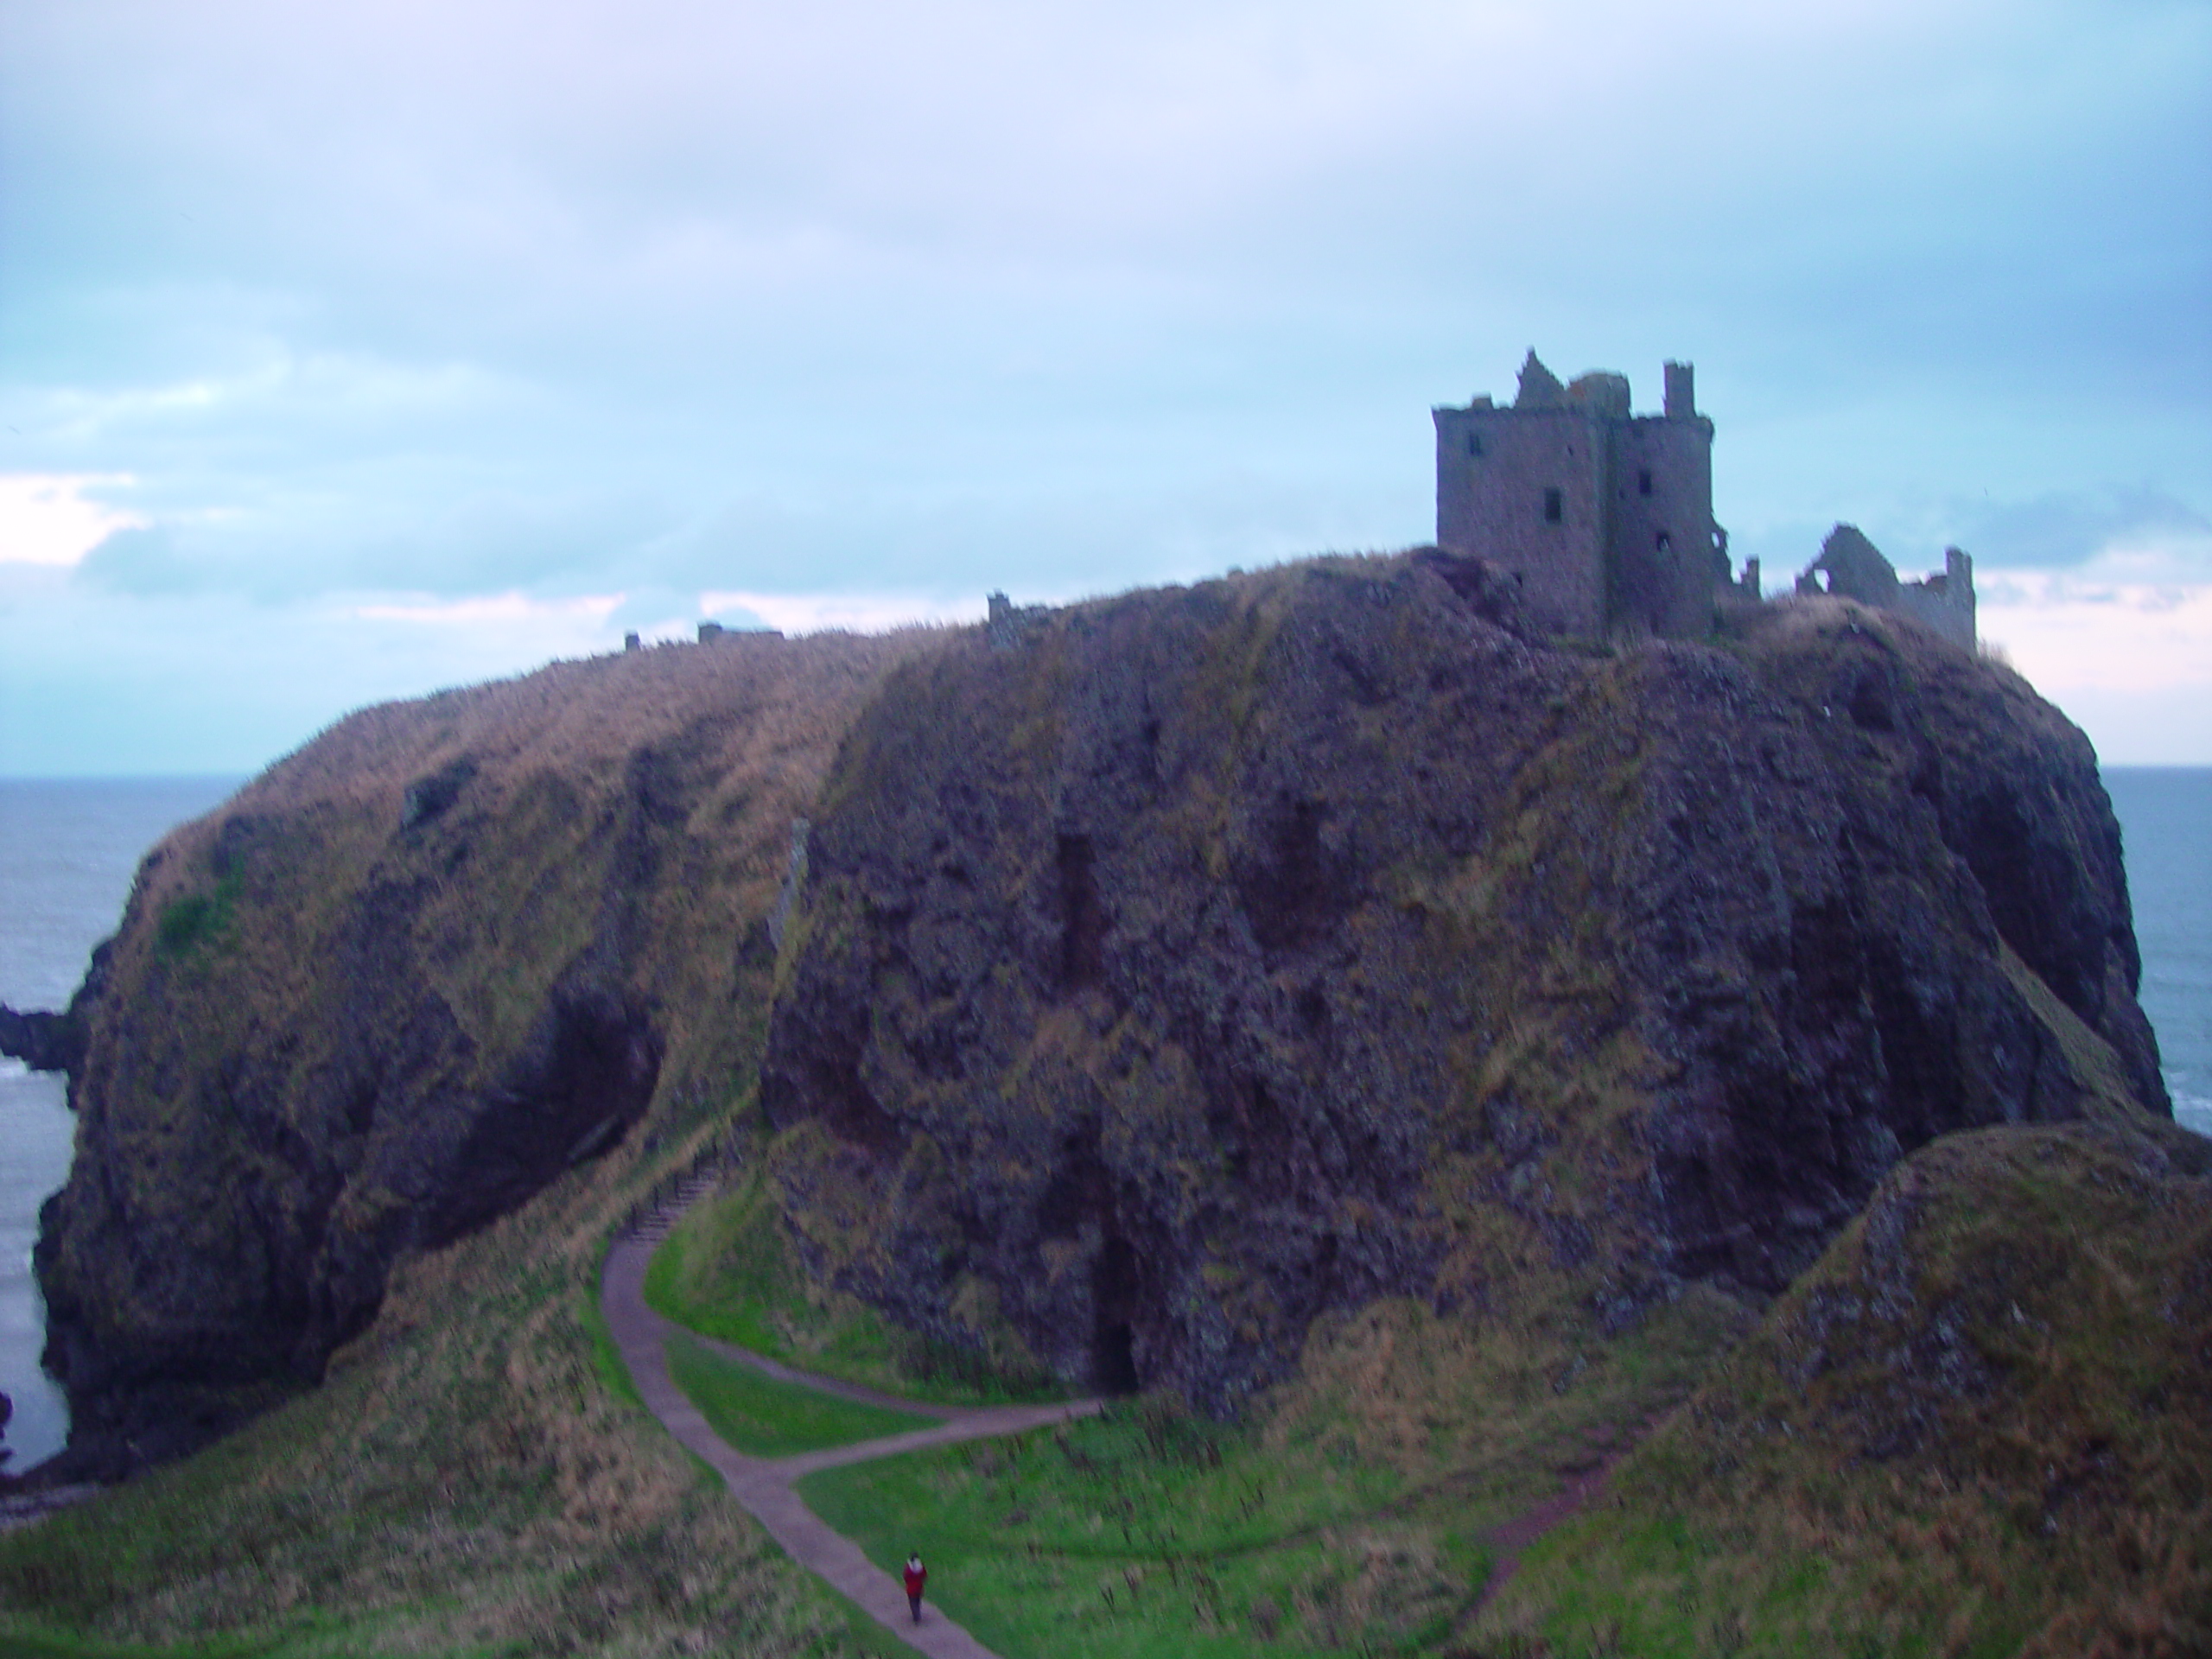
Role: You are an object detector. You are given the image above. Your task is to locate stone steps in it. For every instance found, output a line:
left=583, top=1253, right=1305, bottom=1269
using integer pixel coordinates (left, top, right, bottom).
left=626, top=1168, right=726, bottom=1243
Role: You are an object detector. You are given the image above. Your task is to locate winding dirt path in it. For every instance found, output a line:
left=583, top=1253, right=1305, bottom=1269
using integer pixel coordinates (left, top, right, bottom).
left=601, top=1235, right=1102, bottom=1657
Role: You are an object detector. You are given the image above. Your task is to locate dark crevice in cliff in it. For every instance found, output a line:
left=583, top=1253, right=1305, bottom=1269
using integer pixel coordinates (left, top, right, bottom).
left=1090, top=1236, right=1141, bottom=1395
left=1055, top=833, right=1105, bottom=992
left=1239, top=798, right=1338, bottom=960
left=426, top=982, right=661, bottom=1249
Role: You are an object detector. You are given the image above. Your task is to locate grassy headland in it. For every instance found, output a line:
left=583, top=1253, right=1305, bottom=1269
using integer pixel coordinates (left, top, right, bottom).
left=6, top=559, right=2199, bottom=1659
left=5, top=628, right=946, bottom=1656
left=1467, top=1120, right=2212, bottom=1656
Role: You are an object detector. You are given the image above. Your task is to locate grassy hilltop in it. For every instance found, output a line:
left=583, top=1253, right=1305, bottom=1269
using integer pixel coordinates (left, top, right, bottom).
left=3, top=552, right=2203, bottom=1656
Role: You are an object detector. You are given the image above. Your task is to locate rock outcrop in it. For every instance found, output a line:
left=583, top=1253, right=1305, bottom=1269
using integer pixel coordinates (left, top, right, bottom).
left=757, top=551, right=2165, bottom=1410
left=0, top=945, right=109, bottom=1075
left=32, top=629, right=930, bottom=1478
left=29, top=549, right=2167, bottom=1471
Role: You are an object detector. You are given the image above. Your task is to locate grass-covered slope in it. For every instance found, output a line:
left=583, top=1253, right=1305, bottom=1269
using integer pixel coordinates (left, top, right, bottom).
left=1471, top=1118, right=2212, bottom=1657
left=7, top=551, right=2189, bottom=1657
left=793, top=1281, right=1747, bottom=1658
left=36, top=628, right=941, bottom=1474
left=2, top=1121, right=905, bottom=1656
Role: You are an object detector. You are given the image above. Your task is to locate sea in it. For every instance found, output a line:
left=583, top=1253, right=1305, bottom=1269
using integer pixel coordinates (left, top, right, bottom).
left=1, top=777, right=242, bottom=1471
left=0, top=770, right=2205, bottom=1472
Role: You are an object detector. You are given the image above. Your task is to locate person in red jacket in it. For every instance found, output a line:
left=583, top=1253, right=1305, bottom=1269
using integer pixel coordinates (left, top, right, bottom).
left=903, top=1553, right=926, bottom=1624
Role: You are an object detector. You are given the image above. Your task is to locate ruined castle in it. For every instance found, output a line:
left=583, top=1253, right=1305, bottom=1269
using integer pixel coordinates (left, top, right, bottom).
left=1433, top=352, right=1974, bottom=647
left=1794, top=523, right=1975, bottom=650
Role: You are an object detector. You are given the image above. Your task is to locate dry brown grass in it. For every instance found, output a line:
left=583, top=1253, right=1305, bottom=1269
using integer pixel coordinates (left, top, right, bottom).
left=2, top=1120, right=897, bottom=1655
left=8, top=626, right=960, bottom=1656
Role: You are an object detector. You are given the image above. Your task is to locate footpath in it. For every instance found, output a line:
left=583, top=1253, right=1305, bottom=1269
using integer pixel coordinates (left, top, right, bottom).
left=600, top=1226, right=1101, bottom=1659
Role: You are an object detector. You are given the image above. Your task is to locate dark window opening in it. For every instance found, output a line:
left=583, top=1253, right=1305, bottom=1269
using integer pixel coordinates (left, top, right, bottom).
left=1638, top=467, right=1653, bottom=496
left=1656, top=531, right=1672, bottom=552
left=1543, top=487, right=1563, bottom=524
left=1466, top=433, right=1484, bottom=457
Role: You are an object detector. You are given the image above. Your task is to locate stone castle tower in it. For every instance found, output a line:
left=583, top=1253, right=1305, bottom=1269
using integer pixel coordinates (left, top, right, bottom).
left=1433, top=352, right=1726, bottom=638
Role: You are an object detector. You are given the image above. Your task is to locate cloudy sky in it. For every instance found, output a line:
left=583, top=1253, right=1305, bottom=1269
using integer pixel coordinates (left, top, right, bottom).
left=3, top=0, right=2208, bottom=773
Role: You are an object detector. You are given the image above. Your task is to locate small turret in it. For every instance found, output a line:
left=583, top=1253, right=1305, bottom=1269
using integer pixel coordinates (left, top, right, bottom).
left=1663, top=361, right=1695, bottom=420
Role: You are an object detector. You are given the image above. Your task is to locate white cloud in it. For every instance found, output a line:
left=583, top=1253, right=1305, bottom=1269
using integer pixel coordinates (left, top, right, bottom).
left=2, top=0, right=2206, bottom=768
left=347, top=590, right=621, bottom=626
left=0, top=474, right=149, bottom=566
left=698, top=588, right=984, bottom=635
left=1980, top=566, right=2212, bottom=696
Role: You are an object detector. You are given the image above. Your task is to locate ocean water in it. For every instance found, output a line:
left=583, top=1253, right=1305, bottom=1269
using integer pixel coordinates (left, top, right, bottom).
left=2107, top=769, right=2212, bottom=1140
left=0, top=777, right=240, bottom=1471
left=0, top=770, right=2201, bottom=1473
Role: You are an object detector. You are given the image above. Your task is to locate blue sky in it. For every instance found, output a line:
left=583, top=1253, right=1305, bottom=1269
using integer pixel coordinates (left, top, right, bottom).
left=3, top=0, right=2209, bottom=772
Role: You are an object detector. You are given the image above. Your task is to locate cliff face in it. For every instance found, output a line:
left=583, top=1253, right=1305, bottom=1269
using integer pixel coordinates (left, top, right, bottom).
left=757, top=552, right=2165, bottom=1410
left=35, top=630, right=931, bottom=1475
left=33, top=550, right=2167, bottom=1470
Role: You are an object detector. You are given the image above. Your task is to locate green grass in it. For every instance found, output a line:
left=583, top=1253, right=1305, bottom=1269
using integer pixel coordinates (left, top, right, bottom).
left=783, top=1281, right=1761, bottom=1658
left=153, top=870, right=242, bottom=958
left=0, top=1124, right=933, bottom=1659
left=645, top=1165, right=1068, bottom=1408
left=0, top=1629, right=292, bottom=1659
left=797, top=1397, right=1491, bottom=1659
left=578, top=1280, right=645, bottom=1411
left=664, top=1330, right=939, bottom=1457
left=1468, top=1121, right=2212, bottom=1657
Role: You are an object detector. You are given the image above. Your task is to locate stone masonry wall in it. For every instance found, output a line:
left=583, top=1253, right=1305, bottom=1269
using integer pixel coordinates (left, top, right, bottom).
left=1433, top=355, right=1718, bottom=639
left=1607, top=413, right=1718, bottom=636
left=1435, top=401, right=1610, bottom=636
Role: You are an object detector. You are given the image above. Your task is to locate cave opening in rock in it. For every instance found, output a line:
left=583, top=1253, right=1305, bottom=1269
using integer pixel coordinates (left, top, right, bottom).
left=1090, top=1235, right=1141, bottom=1395
left=1096, top=1321, right=1139, bottom=1395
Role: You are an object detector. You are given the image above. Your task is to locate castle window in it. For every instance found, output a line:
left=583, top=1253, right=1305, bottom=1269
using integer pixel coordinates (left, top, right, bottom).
left=1656, top=531, right=1672, bottom=552
left=1543, top=487, right=1562, bottom=524
left=1638, top=468, right=1653, bottom=496
left=1467, top=433, right=1484, bottom=457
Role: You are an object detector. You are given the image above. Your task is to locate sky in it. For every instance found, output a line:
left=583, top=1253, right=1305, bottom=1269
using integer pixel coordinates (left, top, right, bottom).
left=2, top=0, right=2209, bottom=774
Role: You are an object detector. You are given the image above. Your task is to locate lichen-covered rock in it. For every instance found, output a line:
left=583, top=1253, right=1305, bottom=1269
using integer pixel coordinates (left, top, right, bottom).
left=759, top=551, right=2166, bottom=1410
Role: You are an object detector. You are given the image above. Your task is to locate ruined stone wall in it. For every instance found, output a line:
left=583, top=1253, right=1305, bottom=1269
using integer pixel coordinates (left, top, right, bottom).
left=1893, top=547, right=1977, bottom=649
left=1797, top=528, right=1976, bottom=650
left=1433, top=401, right=1610, bottom=637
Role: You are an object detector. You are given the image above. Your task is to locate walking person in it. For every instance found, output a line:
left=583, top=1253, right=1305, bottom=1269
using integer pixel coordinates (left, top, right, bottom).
left=903, top=1552, right=926, bottom=1624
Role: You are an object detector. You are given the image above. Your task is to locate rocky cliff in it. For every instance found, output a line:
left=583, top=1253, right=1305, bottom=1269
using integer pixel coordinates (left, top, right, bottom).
left=29, top=549, right=2169, bottom=1473
left=32, top=628, right=932, bottom=1476
left=756, top=551, right=2167, bottom=1410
